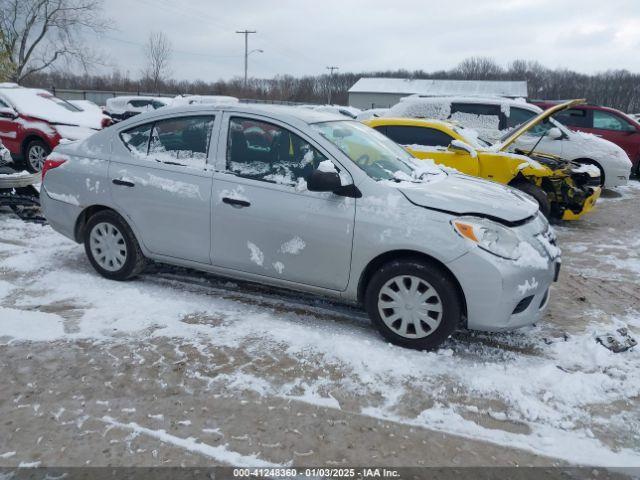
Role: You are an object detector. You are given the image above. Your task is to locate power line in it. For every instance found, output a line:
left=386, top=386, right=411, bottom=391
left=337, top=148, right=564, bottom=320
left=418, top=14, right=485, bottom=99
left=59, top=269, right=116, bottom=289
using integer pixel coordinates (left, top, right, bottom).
left=93, top=33, right=241, bottom=59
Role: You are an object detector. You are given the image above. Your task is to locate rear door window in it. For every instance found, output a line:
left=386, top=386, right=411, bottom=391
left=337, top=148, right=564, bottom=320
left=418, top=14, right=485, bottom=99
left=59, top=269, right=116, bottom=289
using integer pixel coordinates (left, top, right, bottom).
left=592, top=110, right=635, bottom=131
left=149, top=116, right=215, bottom=168
left=382, top=125, right=453, bottom=147
left=120, top=115, right=215, bottom=169
left=450, top=103, right=504, bottom=129
left=554, top=108, right=590, bottom=128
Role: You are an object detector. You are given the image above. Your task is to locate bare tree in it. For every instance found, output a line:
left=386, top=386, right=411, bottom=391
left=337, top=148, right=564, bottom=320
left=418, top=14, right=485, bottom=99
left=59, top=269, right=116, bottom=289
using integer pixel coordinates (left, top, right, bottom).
left=454, top=57, right=503, bottom=80
left=0, top=31, right=13, bottom=81
left=142, top=31, right=172, bottom=92
left=0, top=0, right=108, bottom=82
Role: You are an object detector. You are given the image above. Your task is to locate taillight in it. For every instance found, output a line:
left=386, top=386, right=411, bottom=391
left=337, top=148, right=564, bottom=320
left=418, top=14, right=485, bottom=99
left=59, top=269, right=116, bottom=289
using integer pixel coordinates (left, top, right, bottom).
left=41, top=158, right=66, bottom=180
left=101, top=116, right=113, bottom=128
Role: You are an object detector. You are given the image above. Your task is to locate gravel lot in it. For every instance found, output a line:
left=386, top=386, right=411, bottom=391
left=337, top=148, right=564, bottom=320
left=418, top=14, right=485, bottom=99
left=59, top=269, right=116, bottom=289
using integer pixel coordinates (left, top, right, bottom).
left=0, top=183, right=639, bottom=470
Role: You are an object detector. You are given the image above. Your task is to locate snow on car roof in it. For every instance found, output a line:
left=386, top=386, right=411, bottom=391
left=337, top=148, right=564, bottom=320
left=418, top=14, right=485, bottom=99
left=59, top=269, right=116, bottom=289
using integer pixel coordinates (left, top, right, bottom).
left=124, top=102, right=347, bottom=125
left=349, top=78, right=528, bottom=97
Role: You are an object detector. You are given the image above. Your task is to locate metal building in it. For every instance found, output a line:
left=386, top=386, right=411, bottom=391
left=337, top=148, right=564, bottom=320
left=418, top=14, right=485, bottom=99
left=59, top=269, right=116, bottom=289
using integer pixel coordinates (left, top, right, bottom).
left=348, top=78, right=528, bottom=109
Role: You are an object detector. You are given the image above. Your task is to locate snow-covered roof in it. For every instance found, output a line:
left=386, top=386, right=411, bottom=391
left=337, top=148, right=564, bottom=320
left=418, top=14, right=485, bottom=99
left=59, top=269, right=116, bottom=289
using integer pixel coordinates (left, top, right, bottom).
left=348, top=78, right=528, bottom=97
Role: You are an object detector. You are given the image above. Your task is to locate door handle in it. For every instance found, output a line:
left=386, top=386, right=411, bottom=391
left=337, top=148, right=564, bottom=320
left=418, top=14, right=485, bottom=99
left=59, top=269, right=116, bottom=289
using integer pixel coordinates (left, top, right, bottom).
left=112, top=178, right=135, bottom=187
left=222, top=197, right=251, bottom=208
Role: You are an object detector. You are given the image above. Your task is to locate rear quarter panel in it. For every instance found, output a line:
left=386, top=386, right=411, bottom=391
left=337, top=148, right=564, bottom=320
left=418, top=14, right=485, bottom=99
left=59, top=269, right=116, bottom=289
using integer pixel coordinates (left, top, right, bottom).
left=42, top=134, right=114, bottom=240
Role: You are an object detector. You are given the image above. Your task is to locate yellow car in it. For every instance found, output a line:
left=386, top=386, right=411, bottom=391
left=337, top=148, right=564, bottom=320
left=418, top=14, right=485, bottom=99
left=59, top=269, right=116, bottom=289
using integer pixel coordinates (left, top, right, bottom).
left=364, top=100, right=601, bottom=220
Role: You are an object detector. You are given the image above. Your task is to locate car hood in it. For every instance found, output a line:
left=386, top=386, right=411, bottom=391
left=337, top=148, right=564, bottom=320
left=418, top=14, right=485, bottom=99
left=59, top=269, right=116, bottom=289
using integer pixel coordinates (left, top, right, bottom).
left=396, top=173, right=539, bottom=223
left=569, top=130, right=633, bottom=166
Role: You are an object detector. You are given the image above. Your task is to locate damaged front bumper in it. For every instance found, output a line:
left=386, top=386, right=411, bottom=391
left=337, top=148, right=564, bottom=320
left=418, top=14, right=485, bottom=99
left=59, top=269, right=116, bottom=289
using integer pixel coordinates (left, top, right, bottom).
left=446, top=214, right=560, bottom=332
left=562, top=187, right=601, bottom=220
left=540, top=171, right=601, bottom=221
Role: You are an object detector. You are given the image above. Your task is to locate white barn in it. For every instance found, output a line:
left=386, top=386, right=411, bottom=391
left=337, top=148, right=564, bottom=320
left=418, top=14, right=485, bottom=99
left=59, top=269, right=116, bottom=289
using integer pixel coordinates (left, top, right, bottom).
left=348, top=78, right=528, bottom=109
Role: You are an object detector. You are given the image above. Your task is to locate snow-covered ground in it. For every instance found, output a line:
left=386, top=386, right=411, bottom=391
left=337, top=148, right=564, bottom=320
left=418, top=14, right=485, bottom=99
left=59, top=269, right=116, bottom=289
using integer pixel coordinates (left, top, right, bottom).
left=0, top=184, right=639, bottom=468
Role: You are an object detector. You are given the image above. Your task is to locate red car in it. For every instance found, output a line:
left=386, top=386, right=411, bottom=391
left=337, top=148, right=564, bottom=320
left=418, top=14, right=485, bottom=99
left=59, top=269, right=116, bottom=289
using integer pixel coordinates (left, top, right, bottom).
left=534, top=101, right=640, bottom=176
left=0, top=84, right=110, bottom=172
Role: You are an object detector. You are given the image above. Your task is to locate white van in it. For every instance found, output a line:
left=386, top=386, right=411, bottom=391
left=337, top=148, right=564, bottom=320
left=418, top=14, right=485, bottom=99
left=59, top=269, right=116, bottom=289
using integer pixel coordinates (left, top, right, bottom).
left=388, top=96, right=632, bottom=188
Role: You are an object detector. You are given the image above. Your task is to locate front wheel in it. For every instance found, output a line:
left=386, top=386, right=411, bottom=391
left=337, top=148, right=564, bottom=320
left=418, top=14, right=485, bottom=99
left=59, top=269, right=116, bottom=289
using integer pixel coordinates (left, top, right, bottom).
left=24, top=139, right=50, bottom=173
left=512, top=181, right=551, bottom=219
left=84, top=210, right=146, bottom=280
left=364, top=259, right=462, bottom=350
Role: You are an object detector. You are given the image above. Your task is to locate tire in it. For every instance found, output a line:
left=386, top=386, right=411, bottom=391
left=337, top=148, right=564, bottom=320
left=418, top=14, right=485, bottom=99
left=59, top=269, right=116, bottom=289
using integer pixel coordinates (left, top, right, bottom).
left=364, top=259, right=462, bottom=350
left=84, top=210, right=146, bottom=281
left=512, top=181, right=551, bottom=219
left=24, top=139, right=50, bottom=173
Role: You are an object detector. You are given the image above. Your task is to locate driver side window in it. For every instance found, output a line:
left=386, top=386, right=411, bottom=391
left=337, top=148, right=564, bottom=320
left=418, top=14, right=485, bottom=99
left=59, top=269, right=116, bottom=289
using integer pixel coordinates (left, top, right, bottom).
left=593, top=111, right=634, bottom=132
left=226, top=117, right=328, bottom=187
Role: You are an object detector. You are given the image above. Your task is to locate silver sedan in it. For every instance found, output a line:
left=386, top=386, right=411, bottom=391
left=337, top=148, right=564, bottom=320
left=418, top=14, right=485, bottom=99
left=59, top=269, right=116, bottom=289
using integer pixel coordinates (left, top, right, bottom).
left=40, top=104, right=560, bottom=350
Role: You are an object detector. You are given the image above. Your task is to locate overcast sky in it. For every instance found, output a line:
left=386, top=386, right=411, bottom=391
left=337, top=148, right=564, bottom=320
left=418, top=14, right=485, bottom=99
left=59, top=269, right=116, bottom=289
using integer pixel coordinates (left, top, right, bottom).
left=90, top=0, right=640, bottom=81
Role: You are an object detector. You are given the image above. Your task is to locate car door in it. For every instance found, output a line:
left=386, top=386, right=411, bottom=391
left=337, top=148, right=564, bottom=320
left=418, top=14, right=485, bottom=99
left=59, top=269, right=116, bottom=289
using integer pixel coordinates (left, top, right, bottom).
left=379, top=125, right=480, bottom=176
left=0, top=97, right=20, bottom=153
left=110, top=114, right=218, bottom=264
left=588, top=110, right=640, bottom=161
left=210, top=113, right=355, bottom=291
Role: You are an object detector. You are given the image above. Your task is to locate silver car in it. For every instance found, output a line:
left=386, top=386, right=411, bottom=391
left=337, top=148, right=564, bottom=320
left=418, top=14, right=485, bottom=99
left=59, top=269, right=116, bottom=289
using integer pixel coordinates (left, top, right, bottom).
left=40, top=104, right=561, bottom=350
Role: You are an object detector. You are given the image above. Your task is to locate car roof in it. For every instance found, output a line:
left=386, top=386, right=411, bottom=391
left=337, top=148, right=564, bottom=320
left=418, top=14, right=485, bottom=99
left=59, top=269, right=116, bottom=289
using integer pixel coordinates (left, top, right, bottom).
left=402, top=95, right=533, bottom=107
left=131, top=103, right=347, bottom=125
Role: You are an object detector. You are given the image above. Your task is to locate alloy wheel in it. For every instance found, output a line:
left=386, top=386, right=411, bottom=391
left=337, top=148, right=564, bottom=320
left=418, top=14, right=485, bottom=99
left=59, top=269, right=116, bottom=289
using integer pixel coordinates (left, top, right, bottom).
left=28, top=145, right=48, bottom=171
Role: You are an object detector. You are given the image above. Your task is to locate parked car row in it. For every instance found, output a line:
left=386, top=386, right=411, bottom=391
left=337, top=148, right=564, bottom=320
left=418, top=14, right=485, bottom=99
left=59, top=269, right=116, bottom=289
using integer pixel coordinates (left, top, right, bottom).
left=103, top=95, right=240, bottom=122
left=385, top=95, right=633, bottom=189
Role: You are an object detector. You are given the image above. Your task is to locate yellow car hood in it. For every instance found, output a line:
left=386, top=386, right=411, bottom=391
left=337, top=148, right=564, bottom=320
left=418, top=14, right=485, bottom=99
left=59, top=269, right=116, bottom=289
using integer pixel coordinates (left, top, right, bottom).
left=493, top=99, right=585, bottom=152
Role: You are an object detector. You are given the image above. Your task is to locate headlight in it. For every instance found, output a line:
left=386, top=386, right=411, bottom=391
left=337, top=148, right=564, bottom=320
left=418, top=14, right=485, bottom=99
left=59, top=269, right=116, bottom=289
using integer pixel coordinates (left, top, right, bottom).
left=452, top=216, right=521, bottom=260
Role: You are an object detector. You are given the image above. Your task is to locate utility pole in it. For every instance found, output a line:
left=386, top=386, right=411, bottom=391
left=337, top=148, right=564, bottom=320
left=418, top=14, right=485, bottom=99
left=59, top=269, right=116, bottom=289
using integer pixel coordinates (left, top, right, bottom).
left=236, top=30, right=257, bottom=88
left=326, top=66, right=339, bottom=104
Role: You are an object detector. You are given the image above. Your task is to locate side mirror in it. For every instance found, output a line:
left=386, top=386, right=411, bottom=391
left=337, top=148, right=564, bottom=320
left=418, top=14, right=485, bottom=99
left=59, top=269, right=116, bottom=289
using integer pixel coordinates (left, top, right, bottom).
left=0, top=107, right=17, bottom=119
left=547, top=127, right=563, bottom=140
left=448, top=139, right=477, bottom=158
left=307, top=168, right=342, bottom=193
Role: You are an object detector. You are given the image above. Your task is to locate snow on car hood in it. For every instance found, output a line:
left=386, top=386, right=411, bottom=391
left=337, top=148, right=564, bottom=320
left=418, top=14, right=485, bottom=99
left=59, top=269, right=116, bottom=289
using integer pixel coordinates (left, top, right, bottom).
left=1, top=88, right=104, bottom=129
left=397, top=173, right=539, bottom=223
left=570, top=130, right=633, bottom=167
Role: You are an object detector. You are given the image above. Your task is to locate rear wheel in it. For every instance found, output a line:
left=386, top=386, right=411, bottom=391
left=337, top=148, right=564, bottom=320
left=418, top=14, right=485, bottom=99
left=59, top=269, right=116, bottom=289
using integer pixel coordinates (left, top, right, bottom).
left=24, top=139, right=50, bottom=173
left=364, top=259, right=462, bottom=350
left=512, top=181, right=551, bottom=219
left=84, top=210, right=146, bottom=280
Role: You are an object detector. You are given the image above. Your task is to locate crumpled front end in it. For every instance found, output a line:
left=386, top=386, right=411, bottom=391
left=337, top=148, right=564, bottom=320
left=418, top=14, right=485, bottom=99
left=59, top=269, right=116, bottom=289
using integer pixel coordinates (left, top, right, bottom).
left=528, top=154, right=601, bottom=220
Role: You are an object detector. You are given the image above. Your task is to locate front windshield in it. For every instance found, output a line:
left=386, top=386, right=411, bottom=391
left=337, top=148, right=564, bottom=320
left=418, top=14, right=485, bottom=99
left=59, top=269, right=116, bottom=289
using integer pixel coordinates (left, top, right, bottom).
left=312, top=121, right=418, bottom=181
left=40, top=94, right=81, bottom=112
